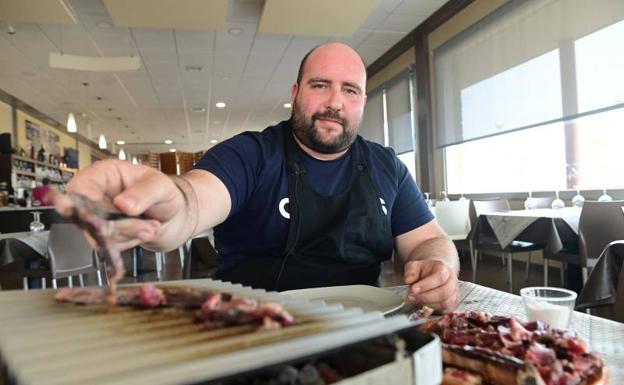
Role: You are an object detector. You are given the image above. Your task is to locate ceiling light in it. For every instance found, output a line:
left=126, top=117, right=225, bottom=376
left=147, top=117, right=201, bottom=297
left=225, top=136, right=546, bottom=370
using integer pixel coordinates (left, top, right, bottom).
left=96, top=21, right=113, bottom=29
left=210, top=139, right=218, bottom=144
left=116, top=140, right=125, bottom=145
left=164, top=139, right=173, bottom=145
left=98, top=134, right=107, bottom=149
left=215, top=102, right=226, bottom=108
left=283, top=103, right=292, bottom=109
left=213, top=120, right=221, bottom=124
left=220, top=76, right=230, bottom=81
left=228, top=27, right=244, bottom=35
left=118, top=148, right=126, bottom=161
left=66, top=112, right=77, bottom=133
left=132, top=157, right=138, bottom=165
left=185, top=65, right=204, bottom=72
left=189, top=107, right=206, bottom=113
left=7, top=23, right=15, bottom=35
left=169, top=148, right=176, bottom=152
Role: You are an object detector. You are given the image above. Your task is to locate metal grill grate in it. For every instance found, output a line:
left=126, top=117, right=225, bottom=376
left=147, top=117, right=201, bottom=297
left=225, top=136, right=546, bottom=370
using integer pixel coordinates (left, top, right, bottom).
left=0, top=279, right=412, bottom=385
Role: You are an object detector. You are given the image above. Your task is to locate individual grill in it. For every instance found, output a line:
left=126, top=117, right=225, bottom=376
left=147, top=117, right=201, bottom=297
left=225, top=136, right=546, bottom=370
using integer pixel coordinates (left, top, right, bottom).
left=0, top=279, right=440, bottom=385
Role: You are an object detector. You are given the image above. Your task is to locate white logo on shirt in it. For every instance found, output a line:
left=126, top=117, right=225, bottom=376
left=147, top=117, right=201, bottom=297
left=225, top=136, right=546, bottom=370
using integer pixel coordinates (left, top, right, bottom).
left=279, top=197, right=290, bottom=219
left=380, top=197, right=387, bottom=215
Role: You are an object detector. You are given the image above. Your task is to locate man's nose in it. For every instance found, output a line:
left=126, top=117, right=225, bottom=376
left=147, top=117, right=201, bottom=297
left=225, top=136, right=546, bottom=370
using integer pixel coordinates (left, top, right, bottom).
left=326, top=87, right=343, bottom=111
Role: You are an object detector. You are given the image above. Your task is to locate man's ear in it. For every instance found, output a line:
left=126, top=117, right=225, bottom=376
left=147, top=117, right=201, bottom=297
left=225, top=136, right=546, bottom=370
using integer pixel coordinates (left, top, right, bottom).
left=291, top=82, right=298, bottom=102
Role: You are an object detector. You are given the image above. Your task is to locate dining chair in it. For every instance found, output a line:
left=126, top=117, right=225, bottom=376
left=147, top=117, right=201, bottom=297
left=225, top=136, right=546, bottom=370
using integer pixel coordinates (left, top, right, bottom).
left=469, top=198, right=545, bottom=292
left=22, top=223, right=104, bottom=289
left=433, top=200, right=471, bottom=241
left=543, top=200, right=624, bottom=287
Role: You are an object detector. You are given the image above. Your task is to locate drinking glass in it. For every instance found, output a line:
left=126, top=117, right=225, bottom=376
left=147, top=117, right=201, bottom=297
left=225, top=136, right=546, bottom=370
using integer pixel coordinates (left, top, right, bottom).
left=29, top=211, right=45, bottom=232
left=521, top=287, right=577, bottom=329
left=524, top=191, right=536, bottom=210
left=571, top=187, right=585, bottom=208
left=440, top=191, right=450, bottom=202
left=598, top=188, right=613, bottom=202
left=458, top=193, right=467, bottom=201
left=551, top=191, right=565, bottom=209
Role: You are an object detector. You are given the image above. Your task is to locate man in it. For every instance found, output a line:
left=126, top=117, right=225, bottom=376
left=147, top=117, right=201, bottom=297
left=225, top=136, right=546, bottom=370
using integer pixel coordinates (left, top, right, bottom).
left=67, top=43, right=460, bottom=312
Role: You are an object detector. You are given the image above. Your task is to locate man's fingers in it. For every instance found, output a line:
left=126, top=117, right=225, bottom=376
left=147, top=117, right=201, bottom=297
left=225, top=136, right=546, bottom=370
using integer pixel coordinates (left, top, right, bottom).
left=109, top=219, right=160, bottom=244
left=408, top=263, right=450, bottom=295
left=410, top=279, right=456, bottom=304
left=113, top=174, right=179, bottom=219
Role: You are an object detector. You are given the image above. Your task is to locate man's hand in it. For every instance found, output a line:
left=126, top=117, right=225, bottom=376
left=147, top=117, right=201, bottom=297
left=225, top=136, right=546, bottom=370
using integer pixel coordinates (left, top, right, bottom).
left=63, top=159, right=185, bottom=251
left=404, top=259, right=459, bottom=313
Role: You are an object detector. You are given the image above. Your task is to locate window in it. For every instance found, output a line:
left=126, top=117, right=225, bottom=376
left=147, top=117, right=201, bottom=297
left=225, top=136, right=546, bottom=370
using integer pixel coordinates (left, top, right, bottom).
left=435, top=0, right=624, bottom=194
left=360, top=70, right=418, bottom=180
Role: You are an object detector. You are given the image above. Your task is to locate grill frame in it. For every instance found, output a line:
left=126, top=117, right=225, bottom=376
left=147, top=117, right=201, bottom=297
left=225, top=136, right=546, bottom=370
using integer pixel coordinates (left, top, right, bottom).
left=0, top=279, right=441, bottom=385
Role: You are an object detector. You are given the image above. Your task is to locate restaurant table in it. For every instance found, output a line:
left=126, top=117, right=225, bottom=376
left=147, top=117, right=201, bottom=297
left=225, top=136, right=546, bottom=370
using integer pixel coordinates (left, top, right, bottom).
left=471, top=207, right=581, bottom=254
left=388, top=281, right=624, bottom=384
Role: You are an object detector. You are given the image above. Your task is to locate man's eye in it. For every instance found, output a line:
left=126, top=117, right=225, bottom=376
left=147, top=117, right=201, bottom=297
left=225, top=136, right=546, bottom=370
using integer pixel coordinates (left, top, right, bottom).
left=312, top=83, right=327, bottom=89
left=345, top=88, right=358, bottom=95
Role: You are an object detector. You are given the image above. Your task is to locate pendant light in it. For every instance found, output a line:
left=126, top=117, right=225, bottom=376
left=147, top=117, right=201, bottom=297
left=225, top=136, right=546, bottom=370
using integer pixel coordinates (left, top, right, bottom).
left=118, top=148, right=126, bottom=161
left=131, top=156, right=138, bottom=165
left=67, top=112, right=77, bottom=133
left=98, top=134, right=107, bottom=149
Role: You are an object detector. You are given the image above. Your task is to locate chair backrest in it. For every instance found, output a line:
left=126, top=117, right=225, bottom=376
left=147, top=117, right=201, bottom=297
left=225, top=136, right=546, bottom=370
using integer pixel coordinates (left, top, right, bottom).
left=47, top=223, right=97, bottom=279
left=433, top=200, right=471, bottom=240
left=469, top=198, right=510, bottom=228
left=529, top=197, right=554, bottom=209
left=578, top=200, right=624, bottom=264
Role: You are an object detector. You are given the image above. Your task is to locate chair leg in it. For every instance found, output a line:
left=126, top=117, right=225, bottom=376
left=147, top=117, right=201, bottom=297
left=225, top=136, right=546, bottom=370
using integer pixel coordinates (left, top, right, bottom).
left=78, top=274, right=85, bottom=287
left=469, top=241, right=477, bottom=283
left=501, top=253, right=506, bottom=265
left=524, top=252, right=532, bottom=282
left=22, top=277, right=29, bottom=290
left=68, top=276, right=73, bottom=288
left=96, top=270, right=103, bottom=286
left=582, top=267, right=589, bottom=285
left=507, top=253, right=513, bottom=293
left=155, top=252, right=163, bottom=280
left=41, top=278, right=46, bottom=289
left=560, top=263, right=566, bottom=286
left=179, top=247, right=185, bottom=270
left=543, top=259, right=549, bottom=286
left=52, top=279, right=58, bottom=289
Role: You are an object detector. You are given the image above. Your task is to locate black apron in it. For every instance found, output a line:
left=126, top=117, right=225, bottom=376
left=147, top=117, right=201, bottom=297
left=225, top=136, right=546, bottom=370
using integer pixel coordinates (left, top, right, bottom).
left=216, top=125, right=394, bottom=291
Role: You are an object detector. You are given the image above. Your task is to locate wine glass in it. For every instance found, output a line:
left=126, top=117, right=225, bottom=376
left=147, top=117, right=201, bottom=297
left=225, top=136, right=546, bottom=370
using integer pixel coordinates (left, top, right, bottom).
left=440, top=191, right=450, bottom=202
left=29, top=211, right=45, bottom=232
left=458, top=193, right=467, bottom=201
left=524, top=191, right=536, bottom=210
left=571, top=187, right=585, bottom=208
left=551, top=190, right=565, bottom=210
left=598, top=188, right=613, bottom=202
left=424, top=192, right=433, bottom=207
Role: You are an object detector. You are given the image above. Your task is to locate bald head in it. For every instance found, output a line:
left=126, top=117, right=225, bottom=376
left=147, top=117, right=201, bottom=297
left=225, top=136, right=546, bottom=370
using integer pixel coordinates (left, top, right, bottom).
left=296, top=43, right=367, bottom=87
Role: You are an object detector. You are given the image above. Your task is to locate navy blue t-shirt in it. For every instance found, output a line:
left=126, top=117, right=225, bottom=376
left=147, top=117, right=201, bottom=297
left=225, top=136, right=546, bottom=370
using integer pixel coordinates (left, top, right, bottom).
left=194, top=121, right=433, bottom=268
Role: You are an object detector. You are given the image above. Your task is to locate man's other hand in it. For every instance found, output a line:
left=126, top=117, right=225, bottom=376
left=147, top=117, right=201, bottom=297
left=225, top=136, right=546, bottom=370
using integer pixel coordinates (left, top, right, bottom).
left=404, top=259, right=459, bottom=313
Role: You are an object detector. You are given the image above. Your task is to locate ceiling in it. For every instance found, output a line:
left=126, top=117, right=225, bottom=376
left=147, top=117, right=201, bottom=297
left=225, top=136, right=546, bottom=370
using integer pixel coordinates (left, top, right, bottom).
left=0, top=0, right=445, bottom=154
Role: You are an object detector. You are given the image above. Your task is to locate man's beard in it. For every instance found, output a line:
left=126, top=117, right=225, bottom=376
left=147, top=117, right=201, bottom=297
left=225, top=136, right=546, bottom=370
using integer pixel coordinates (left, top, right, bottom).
left=290, top=102, right=360, bottom=154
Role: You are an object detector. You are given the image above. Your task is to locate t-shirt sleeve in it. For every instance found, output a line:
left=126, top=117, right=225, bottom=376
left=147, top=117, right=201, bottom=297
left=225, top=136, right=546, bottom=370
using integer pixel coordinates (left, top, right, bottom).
left=193, top=133, right=262, bottom=217
left=391, top=160, right=434, bottom=236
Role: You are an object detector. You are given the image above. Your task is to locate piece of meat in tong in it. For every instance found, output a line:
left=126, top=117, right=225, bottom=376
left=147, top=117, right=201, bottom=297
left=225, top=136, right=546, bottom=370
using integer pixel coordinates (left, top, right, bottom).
left=54, top=192, right=137, bottom=305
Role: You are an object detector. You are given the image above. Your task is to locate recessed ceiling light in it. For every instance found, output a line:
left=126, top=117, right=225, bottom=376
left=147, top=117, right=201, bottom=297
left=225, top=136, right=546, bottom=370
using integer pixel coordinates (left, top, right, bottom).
left=116, top=140, right=125, bottom=145
left=169, top=148, right=176, bottom=152
left=210, top=139, right=218, bottom=144
left=228, top=27, right=244, bottom=35
left=215, top=102, right=226, bottom=108
left=164, top=139, right=173, bottom=145
left=283, top=103, right=292, bottom=109
left=189, top=107, right=206, bottom=113
left=185, top=65, right=204, bottom=72
left=213, top=120, right=221, bottom=124
left=96, top=21, right=113, bottom=29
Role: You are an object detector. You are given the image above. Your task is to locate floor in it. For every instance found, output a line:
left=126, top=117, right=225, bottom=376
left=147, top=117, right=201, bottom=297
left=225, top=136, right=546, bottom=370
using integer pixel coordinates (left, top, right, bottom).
left=116, top=249, right=563, bottom=295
